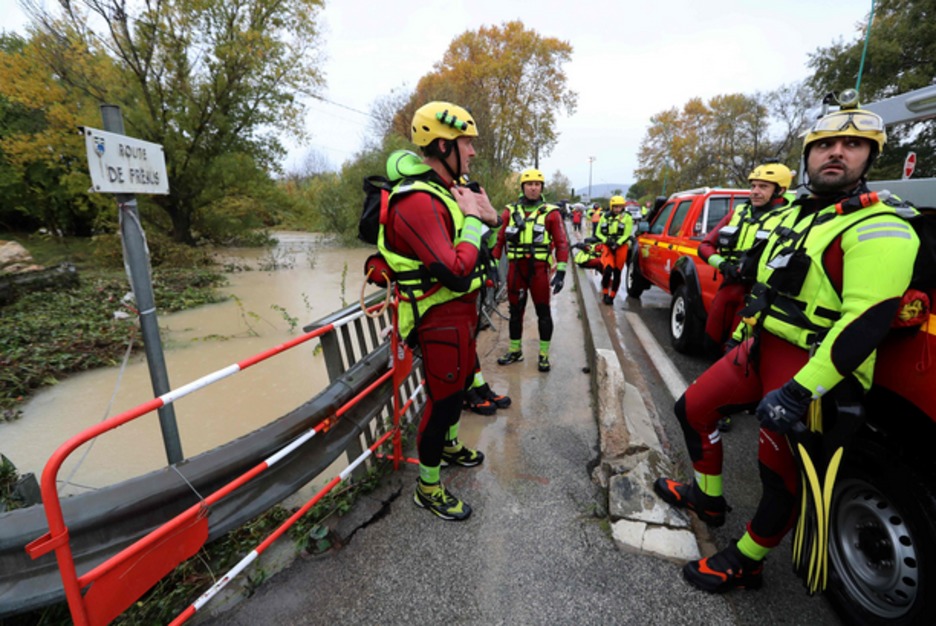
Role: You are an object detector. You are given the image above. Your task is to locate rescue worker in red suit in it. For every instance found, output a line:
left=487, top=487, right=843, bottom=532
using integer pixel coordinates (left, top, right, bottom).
left=653, top=103, right=919, bottom=591
left=699, top=163, right=794, bottom=359
left=493, top=169, right=570, bottom=372
left=596, top=195, right=633, bottom=305
left=377, top=101, right=501, bottom=521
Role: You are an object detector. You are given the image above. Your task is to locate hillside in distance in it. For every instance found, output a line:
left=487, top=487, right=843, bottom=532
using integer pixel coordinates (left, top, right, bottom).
left=569, top=182, right=630, bottom=200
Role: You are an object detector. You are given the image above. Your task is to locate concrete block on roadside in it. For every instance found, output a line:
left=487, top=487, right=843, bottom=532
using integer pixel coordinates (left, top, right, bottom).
left=607, top=450, right=691, bottom=528
left=621, top=381, right=663, bottom=454
left=610, top=518, right=646, bottom=552
left=595, top=348, right=629, bottom=458
left=642, top=526, right=701, bottom=562
left=611, top=520, right=700, bottom=563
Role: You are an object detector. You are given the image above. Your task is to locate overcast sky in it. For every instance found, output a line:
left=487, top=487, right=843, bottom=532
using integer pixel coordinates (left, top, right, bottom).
left=3, top=0, right=875, bottom=190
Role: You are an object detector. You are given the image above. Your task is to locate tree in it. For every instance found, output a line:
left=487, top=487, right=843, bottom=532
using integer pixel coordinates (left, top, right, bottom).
left=808, top=0, right=936, bottom=178
left=634, top=86, right=807, bottom=196
left=0, top=31, right=113, bottom=236
left=548, top=170, right=573, bottom=202
left=390, top=20, right=577, bottom=203
left=14, top=0, right=326, bottom=243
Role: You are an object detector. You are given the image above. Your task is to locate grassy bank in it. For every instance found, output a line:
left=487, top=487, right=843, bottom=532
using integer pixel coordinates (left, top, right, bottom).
left=1, top=232, right=231, bottom=422
left=0, top=267, right=228, bottom=422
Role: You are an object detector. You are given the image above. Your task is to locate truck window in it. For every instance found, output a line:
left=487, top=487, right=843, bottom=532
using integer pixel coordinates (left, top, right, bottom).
left=650, top=202, right=676, bottom=235
left=694, top=196, right=732, bottom=237
left=667, top=199, right=693, bottom=237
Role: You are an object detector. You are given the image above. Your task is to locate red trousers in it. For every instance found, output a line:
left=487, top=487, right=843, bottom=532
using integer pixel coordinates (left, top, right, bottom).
left=678, top=332, right=807, bottom=547
left=600, top=244, right=629, bottom=297
left=414, top=299, right=478, bottom=467
left=704, top=280, right=749, bottom=349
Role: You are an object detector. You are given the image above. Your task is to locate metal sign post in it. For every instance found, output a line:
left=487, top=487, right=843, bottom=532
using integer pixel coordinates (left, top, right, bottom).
left=87, top=105, right=183, bottom=464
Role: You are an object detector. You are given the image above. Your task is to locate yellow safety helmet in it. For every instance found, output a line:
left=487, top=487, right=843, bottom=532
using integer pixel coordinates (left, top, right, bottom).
left=519, top=168, right=545, bottom=186
left=410, top=102, right=479, bottom=147
left=803, top=106, right=886, bottom=157
left=609, top=195, right=626, bottom=208
left=748, top=163, right=793, bottom=190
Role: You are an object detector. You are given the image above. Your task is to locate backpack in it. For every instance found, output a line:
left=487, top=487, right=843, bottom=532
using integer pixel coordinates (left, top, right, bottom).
left=358, top=175, right=393, bottom=245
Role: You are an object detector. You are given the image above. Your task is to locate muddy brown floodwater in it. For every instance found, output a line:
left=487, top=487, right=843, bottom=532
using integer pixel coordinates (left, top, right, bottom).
left=0, top=233, right=374, bottom=496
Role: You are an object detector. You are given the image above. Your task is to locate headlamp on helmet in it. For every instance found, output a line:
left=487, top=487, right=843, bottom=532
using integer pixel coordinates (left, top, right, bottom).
left=803, top=97, right=886, bottom=157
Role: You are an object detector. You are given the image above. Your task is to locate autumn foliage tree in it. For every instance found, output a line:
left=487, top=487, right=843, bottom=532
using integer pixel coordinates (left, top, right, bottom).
left=387, top=20, right=577, bottom=210
left=2, top=0, right=326, bottom=243
left=0, top=32, right=113, bottom=236
left=635, top=85, right=809, bottom=195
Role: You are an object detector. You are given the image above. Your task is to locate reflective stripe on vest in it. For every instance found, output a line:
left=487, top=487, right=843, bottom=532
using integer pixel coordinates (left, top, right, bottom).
left=505, top=203, right=557, bottom=261
left=721, top=201, right=791, bottom=259
left=377, top=178, right=482, bottom=339
left=756, top=201, right=914, bottom=388
left=599, top=213, right=633, bottom=243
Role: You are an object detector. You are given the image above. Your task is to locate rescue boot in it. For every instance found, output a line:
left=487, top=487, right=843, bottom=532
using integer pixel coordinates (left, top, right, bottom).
left=653, top=477, right=728, bottom=527
left=440, top=442, right=485, bottom=468
left=683, top=543, right=764, bottom=593
left=477, top=382, right=511, bottom=408
left=537, top=353, right=551, bottom=372
left=463, top=387, right=496, bottom=415
left=602, top=294, right=613, bottom=305
left=497, top=350, right=524, bottom=365
left=413, top=481, right=471, bottom=521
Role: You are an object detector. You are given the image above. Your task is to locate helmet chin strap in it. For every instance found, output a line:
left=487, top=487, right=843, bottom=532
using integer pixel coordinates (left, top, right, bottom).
left=437, top=139, right=463, bottom=183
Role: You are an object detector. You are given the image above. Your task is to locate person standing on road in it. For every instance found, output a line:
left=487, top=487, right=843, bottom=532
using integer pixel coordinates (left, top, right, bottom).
left=698, top=163, right=795, bottom=357
left=590, top=202, right=602, bottom=236
left=652, top=104, right=918, bottom=591
left=493, top=168, right=570, bottom=372
left=571, top=203, right=584, bottom=234
left=378, top=101, right=501, bottom=521
left=595, top=195, right=633, bottom=305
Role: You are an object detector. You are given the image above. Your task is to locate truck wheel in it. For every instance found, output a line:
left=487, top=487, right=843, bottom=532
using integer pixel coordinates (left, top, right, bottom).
left=827, top=437, right=936, bottom=625
left=625, top=264, right=647, bottom=298
left=669, top=284, right=701, bottom=353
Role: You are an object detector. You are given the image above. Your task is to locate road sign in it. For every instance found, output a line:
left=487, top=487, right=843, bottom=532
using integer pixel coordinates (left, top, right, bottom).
left=83, top=127, right=169, bottom=194
left=903, top=151, right=917, bottom=180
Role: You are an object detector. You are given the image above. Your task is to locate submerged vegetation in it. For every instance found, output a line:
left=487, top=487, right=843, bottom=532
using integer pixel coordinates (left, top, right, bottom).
left=0, top=268, right=228, bottom=422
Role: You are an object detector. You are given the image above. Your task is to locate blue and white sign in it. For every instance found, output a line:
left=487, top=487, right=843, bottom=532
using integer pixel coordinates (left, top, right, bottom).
left=83, top=127, right=169, bottom=195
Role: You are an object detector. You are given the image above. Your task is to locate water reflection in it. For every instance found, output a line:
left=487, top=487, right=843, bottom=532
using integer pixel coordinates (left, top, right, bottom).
left=0, top=233, right=374, bottom=495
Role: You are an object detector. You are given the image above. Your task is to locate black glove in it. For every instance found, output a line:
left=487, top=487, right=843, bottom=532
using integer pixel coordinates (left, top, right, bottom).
left=756, top=380, right=812, bottom=434
left=551, top=270, right=565, bottom=294
left=718, top=260, right=742, bottom=282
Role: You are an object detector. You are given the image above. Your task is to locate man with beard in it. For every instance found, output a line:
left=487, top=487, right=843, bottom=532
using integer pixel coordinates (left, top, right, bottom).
left=652, top=103, right=919, bottom=592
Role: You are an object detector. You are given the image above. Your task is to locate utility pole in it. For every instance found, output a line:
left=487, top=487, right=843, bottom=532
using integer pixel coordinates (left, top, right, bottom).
left=587, top=156, right=596, bottom=202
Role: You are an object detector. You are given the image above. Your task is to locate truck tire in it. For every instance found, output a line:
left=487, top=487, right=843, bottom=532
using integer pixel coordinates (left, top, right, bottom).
left=669, top=284, right=702, bottom=353
left=827, top=436, right=936, bottom=625
left=625, top=264, right=647, bottom=298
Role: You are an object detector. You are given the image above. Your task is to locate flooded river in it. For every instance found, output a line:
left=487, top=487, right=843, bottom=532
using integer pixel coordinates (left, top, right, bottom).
left=0, top=233, right=373, bottom=495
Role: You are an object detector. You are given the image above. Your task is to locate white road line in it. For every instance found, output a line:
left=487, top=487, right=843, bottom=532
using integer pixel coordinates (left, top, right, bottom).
left=623, top=312, right=688, bottom=400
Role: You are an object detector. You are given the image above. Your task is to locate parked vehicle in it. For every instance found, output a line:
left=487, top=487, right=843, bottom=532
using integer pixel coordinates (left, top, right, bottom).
left=624, top=201, right=643, bottom=220
left=625, top=186, right=750, bottom=352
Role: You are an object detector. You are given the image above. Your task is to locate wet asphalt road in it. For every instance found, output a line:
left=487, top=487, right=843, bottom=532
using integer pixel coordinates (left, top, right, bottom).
left=197, top=261, right=843, bottom=626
